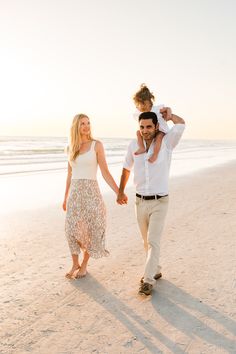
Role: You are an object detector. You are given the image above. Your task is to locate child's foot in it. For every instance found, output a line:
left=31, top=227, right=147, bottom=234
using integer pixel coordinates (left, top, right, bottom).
left=65, top=265, right=80, bottom=279
left=73, top=262, right=88, bottom=279
left=134, top=147, right=146, bottom=155
left=148, top=153, right=158, bottom=163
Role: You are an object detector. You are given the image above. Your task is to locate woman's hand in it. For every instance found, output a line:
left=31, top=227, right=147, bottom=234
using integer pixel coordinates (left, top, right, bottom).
left=62, top=199, right=67, bottom=211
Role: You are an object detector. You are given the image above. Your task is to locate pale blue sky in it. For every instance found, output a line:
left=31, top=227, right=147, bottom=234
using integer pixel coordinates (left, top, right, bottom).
left=0, top=0, right=235, bottom=138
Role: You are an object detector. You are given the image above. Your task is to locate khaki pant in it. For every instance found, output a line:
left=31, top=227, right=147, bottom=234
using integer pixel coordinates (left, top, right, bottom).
left=135, top=196, right=169, bottom=285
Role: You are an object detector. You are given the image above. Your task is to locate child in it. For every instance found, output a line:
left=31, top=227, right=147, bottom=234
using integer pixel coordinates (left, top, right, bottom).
left=133, top=84, right=172, bottom=163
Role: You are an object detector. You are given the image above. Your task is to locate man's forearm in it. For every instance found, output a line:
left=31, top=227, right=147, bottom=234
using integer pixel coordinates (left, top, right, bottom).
left=171, top=114, right=185, bottom=125
left=119, top=168, right=130, bottom=192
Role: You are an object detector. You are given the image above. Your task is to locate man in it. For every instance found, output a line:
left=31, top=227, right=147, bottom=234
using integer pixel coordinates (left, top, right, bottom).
left=117, top=110, right=185, bottom=295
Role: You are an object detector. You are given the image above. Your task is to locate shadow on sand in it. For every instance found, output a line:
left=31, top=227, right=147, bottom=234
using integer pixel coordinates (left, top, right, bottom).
left=152, top=279, right=235, bottom=353
left=71, top=275, right=236, bottom=353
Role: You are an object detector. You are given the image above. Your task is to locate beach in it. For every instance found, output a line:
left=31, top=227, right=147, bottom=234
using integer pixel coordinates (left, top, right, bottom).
left=0, top=161, right=235, bottom=354
left=1, top=0, right=236, bottom=352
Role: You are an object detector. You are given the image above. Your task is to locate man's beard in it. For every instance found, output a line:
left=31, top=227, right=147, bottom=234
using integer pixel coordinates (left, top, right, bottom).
left=142, top=131, right=156, bottom=140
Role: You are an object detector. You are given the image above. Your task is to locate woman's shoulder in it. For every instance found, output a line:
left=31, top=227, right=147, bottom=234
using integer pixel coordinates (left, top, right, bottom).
left=93, top=139, right=103, bottom=151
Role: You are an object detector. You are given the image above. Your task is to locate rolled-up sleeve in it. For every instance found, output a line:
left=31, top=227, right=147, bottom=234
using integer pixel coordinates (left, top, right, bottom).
left=164, top=124, right=186, bottom=150
left=123, top=141, right=134, bottom=171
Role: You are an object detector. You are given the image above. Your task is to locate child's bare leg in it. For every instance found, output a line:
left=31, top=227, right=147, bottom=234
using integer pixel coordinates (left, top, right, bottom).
left=134, top=130, right=146, bottom=155
left=148, top=132, right=165, bottom=163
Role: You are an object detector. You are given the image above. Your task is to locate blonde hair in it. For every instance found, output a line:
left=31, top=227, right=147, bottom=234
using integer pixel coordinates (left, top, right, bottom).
left=69, top=113, right=93, bottom=161
left=133, top=83, right=155, bottom=104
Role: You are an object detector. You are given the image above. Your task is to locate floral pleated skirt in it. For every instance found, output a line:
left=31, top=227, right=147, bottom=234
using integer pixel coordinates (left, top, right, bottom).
left=65, top=179, right=109, bottom=258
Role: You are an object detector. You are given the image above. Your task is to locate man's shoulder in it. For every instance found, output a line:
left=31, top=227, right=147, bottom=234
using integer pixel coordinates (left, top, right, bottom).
left=165, top=124, right=186, bottom=136
left=163, top=124, right=186, bottom=149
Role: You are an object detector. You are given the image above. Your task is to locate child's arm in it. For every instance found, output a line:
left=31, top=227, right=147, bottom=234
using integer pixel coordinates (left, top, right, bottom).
left=148, top=131, right=165, bottom=163
left=160, top=106, right=172, bottom=118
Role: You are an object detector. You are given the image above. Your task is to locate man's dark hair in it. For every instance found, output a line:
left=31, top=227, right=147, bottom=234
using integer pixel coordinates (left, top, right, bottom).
left=138, top=111, right=158, bottom=126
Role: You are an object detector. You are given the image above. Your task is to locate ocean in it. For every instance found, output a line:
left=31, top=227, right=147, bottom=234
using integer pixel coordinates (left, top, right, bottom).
left=0, top=136, right=236, bottom=176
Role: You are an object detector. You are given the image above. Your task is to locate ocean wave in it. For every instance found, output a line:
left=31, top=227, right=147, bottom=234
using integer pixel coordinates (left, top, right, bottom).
left=0, top=136, right=236, bottom=176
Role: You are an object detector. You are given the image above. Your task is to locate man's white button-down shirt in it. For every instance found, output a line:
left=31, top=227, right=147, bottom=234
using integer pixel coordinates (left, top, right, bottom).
left=123, top=124, right=185, bottom=196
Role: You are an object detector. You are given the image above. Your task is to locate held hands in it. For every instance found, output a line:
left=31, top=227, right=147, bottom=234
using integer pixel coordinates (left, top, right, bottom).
left=160, top=107, right=172, bottom=121
left=116, top=191, right=128, bottom=205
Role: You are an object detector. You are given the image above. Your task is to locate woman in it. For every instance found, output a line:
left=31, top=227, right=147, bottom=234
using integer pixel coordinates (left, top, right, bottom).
left=63, top=113, right=119, bottom=279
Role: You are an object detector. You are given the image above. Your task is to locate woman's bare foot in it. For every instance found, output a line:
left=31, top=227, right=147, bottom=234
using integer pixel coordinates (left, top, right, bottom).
left=73, top=250, right=90, bottom=279
left=134, top=147, right=146, bottom=155
left=148, top=153, right=158, bottom=163
left=65, top=265, right=80, bottom=279
left=73, top=262, right=88, bottom=278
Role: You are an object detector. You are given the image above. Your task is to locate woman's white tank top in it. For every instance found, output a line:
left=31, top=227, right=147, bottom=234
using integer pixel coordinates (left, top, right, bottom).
left=71, top=140, right=97, bottom=180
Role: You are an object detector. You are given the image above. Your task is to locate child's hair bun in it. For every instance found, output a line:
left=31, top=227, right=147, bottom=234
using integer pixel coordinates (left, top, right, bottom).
left=133, top=84, right=155, bottom=103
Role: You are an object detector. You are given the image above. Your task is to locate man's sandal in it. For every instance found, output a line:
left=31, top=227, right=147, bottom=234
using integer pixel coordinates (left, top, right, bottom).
left=138, top=282, right=153, bottom=296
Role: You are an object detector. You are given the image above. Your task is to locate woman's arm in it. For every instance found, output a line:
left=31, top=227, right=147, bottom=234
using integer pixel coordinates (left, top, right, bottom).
left=96, top=141, right=119, bottom=195
left=62, top=162, right=72, bottom=211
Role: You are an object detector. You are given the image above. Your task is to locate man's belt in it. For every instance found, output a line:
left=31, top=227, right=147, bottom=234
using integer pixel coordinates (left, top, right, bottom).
left=136, top=193, right=168, bottom=200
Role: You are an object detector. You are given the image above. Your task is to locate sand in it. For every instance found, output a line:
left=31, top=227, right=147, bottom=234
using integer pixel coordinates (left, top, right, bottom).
left=0, top=162, right=236, bottom=354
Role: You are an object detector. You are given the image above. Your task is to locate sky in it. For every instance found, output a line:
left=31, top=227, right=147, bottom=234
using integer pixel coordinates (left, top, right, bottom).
left=0, top=0, right=236, bottom=139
